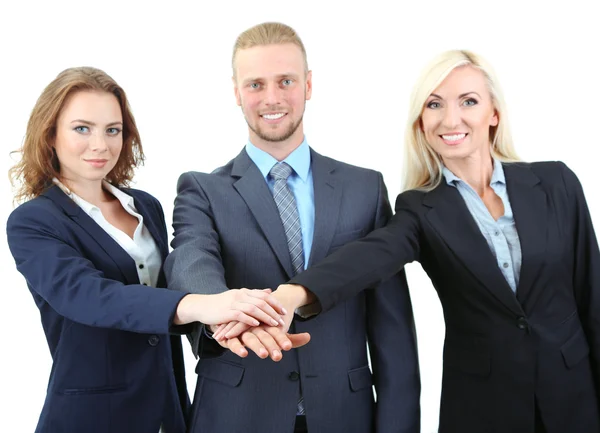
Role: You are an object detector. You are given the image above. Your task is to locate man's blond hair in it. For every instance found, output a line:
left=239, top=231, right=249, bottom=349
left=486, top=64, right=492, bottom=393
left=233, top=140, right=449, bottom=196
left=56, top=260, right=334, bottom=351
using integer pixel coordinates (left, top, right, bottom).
left=232, top=22, right=308, bottom=76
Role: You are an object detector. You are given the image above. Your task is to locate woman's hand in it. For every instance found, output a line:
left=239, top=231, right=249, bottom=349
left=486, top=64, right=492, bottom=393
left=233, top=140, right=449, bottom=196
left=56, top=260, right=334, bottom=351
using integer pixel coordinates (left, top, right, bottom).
left=174, top=288, right=287, bottom=327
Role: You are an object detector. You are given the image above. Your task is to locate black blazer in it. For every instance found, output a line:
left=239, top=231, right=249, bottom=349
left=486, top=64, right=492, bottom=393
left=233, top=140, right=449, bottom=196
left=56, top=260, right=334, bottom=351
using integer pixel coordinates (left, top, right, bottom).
left=291, top=161, right=600, bottom=433
left=6, top=185, right=190, bottom=433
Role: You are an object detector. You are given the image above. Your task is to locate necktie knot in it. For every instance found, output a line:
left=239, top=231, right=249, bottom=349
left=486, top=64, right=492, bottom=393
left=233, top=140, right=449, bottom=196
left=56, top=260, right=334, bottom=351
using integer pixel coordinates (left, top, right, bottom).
left=269, top=162, right=293, bottom=181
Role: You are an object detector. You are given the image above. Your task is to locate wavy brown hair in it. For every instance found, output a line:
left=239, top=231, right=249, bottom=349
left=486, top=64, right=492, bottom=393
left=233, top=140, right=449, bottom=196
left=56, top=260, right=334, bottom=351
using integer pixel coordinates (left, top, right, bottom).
left=9, top=67, right=144, bottom=203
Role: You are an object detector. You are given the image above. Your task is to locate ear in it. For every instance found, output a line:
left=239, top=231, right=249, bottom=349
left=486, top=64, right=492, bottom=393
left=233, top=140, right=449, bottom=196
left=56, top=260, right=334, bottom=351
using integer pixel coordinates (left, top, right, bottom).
left=490, top=110, right=499, bottom=127
left=232, top=76, right=241, bottom=107
left=305, top=70, right=312, bottom=101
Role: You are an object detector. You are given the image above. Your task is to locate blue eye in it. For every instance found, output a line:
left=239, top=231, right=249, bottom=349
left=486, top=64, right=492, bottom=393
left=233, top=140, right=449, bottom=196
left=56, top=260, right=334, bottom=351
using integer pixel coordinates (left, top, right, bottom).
left=74, top=125, right=89, bottom=133
left=463, top=98, right=478, bottom=106
left=249, top=83, right=260, bottom=89
left=107, top=127, right=121, bottom=136
left=427, top=101, right=441, bottom=109
left=282, top=79, right=293, bottom=86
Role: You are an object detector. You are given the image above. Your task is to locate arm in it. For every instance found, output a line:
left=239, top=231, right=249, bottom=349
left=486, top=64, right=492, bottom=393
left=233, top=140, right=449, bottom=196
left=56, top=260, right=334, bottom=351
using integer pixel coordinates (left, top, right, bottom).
left=285, top=192, right=422, bottom=313
left=163, top=173, right=290, bottom=358
left=164, top=172, right=229, bottom=296
left=366, top=174, right=420, bottom=433
left=6, top=202, right=284, bottom=337
left=561, top=162, right=600, bottom=393
left=7, top=205, right=186, bottom=334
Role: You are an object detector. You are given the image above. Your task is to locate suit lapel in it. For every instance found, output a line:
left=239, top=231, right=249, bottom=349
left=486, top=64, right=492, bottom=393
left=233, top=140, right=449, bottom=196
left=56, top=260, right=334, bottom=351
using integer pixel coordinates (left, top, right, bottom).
left=128, top=191, right=168, bottom=260
left=424, top=183, right=523, bottom=315
left=43, top=185, right=140, bottom=285
left=307, top=151, right=341, bottom=267
left=231, top=150, right=295, bottom=278
left=503, top=163, right=547, bottom=305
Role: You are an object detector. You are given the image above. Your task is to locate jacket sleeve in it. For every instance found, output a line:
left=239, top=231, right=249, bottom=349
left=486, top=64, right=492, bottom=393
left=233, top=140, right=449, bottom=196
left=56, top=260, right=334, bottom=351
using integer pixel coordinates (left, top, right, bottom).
left=163, top=172, right=229, bottom=357
left=289, top=190, right=422, bottom=313
left=561, top=162, right=600, bottom=394
left=6, top=202, right=187, bottom=335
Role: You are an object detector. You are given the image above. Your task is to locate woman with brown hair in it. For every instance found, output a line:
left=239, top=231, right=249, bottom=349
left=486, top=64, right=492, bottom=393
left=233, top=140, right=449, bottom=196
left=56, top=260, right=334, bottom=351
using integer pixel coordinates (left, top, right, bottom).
left=6, top=66, right=288, bottom=433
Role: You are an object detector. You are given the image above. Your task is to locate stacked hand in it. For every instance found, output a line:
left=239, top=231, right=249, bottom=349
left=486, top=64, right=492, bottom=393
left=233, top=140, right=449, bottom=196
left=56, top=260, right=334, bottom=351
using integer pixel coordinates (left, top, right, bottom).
left=209, top=284, right=313, bottom=361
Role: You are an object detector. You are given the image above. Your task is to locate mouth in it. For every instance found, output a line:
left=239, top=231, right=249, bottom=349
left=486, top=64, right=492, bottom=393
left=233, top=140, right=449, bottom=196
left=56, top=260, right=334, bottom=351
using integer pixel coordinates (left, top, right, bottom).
left=85, top=159, right=109, bottom=168
left=440, top=133, right=468, bottom=145
left=260, top=112, right=287, bottom=123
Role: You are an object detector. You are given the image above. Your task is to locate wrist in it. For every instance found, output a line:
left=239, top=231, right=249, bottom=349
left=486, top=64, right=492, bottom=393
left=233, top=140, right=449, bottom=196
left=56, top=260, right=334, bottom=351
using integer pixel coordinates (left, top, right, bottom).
left=173, top=294, right=202, bottom=325
left=275, top=284, right=312, bottom=310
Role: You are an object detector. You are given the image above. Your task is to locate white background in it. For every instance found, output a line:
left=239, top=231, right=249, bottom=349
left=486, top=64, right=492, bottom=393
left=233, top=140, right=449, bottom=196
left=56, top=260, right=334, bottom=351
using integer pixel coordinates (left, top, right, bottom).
left=1, top=1, right=598, bottom=431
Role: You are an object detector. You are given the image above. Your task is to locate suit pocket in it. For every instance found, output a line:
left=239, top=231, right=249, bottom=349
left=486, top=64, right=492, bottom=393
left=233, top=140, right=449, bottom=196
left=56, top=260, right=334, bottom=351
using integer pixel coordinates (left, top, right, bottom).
left=348, top=365, right=373, bottom=391
left=561, top=328, right=590, bottom=369
left=196, top=359, right=245, bottom=387
left=58, top=384, right=127, bottom=395
left=444, top=335, right=491, bottom=377
left=330, top=229, right=366, bottom=250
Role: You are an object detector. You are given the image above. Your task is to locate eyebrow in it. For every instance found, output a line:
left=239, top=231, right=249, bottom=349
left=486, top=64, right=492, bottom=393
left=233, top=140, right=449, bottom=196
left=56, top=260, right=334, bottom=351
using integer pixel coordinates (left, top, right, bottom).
left=429, top=92, right=482, bottom=100
left=70, top=119, right=123, bottom=127
left=242, top=73, right=300, bottom=85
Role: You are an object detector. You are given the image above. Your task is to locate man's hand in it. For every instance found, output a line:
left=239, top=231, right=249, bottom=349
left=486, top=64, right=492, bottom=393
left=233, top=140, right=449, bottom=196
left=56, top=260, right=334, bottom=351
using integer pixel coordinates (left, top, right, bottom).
left=211, top=324, right=310, bottom=361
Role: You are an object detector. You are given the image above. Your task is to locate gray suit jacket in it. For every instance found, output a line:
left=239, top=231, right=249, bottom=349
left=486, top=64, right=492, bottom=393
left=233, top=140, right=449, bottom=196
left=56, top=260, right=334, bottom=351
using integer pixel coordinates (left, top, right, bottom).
left=164, top=148, right=420, bottom=433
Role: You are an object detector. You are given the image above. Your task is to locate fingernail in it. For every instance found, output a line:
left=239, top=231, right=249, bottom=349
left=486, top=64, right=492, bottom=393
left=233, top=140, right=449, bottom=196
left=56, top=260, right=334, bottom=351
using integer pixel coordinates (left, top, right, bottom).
left=260, top=349, right=268, bottom=358
left=282, top=307, right=288, bottom=315
left=253, top=320, right=259, bottom=326
left=279, top=318, right=286, bottom=326
left=271, top=319, right=279, bottom=326
left=273, top=350, right=281, bottom=359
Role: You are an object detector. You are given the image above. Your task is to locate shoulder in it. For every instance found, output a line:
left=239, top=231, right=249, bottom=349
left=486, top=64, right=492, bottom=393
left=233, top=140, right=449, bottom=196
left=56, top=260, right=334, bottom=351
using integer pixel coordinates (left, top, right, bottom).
left=176, top=158, right=236, bottom=187
left=7, top=195, right=64, bottom=236
left=318, top=153, right=383, bottom=182
left=503, top=160, right=568, bottom=182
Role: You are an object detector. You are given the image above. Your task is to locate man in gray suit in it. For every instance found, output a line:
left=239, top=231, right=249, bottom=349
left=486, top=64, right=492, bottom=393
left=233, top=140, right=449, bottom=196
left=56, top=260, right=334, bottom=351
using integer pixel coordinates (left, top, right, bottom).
left=164, top=22, right=420, bottom=433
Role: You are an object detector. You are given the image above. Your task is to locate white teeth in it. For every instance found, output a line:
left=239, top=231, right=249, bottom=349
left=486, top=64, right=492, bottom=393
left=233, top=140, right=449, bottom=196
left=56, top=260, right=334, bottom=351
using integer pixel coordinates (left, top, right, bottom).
left=262, top=113, right=285, bottom=120
left=442, top=133, right=466, bottom=141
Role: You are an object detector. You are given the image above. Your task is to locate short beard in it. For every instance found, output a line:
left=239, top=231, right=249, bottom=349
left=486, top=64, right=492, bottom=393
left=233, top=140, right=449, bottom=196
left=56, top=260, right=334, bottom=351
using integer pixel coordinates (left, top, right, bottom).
left=248, top=114, right=303, bottom=143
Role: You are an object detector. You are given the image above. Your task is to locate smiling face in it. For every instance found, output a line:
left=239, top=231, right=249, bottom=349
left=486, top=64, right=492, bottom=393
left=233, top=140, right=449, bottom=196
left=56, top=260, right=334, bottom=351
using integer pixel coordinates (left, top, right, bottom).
left=53, top=90, right=123, bottom=189
left=233, top=43, right=312, bottom=150
left=421, top=65, right=498, bottom=163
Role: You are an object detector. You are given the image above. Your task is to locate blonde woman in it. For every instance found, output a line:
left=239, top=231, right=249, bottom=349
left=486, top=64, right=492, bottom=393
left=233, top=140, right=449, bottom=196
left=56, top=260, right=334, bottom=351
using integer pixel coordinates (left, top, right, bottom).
left=6, top=67, right=287, bottom=433
left=237, top=50, right=599, bottom=432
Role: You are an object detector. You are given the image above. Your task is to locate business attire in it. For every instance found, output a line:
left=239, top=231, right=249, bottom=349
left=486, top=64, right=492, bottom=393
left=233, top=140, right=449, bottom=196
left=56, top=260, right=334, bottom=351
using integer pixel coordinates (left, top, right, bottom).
left=291, top=161, right=600, bottom=433
left=6, top=182, right=190, bottom=433
left=164, top=140, right=420, bottom=433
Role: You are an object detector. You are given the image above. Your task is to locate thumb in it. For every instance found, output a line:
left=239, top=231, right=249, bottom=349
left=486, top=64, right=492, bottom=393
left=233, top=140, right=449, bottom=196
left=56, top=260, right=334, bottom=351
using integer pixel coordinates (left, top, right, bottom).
left=287, top=332, right=311, bottom=348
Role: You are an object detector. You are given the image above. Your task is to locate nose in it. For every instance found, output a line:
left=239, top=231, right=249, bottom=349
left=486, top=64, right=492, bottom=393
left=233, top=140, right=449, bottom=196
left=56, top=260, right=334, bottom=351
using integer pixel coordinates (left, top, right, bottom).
left=442, top=104, right=461, bottom=129
left=89, top=132, right=108, bottom=152
left=264, top=83, right=282, bottom=106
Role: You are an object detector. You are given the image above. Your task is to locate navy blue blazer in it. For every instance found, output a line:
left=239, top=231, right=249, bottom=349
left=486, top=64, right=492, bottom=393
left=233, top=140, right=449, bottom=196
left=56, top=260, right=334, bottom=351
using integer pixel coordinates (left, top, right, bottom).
left=7, top=185, right=190, bottom=433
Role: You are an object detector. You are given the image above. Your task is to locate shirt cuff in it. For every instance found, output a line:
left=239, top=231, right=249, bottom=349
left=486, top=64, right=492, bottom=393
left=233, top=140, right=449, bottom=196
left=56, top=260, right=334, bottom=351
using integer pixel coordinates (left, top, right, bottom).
left=202, top=324, right=216, bottom=340
left=295, top=302, right=321, bottom=319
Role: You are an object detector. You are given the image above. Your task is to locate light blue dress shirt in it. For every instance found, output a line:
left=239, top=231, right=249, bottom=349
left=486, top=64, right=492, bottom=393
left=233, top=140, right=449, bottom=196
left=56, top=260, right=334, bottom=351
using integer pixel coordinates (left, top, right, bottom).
left=245, top=139, right=314, bottom=269
left=442, top=159, right=522, bottom=293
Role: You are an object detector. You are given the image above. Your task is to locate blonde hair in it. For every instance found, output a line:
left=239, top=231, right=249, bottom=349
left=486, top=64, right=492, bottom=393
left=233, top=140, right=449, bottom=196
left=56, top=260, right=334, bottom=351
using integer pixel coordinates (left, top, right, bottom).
left=232, top=22, right=308, bottom=75
left=402, top=50, right=520, bottom=191
left=9, top=67, right=143, bottom=203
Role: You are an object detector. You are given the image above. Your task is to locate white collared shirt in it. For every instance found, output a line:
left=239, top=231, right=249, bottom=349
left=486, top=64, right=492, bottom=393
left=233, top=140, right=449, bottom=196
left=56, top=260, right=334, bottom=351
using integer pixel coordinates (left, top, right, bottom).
left=53, top=178, right=161, bottom=287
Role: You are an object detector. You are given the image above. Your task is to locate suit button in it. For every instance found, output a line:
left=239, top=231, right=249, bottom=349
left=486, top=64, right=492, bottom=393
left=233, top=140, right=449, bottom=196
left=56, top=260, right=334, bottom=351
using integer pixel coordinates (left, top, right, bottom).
left=148, top=335, right=160, bottom=346
left=288, top=371, right=300, bottom=381
left=516, top=317, right=528, bottom=330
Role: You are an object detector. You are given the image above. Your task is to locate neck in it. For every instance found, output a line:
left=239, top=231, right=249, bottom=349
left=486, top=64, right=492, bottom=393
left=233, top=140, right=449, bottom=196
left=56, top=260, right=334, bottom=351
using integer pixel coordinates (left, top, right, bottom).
left=60, top=177, right=113, bottom=206
left=250, top=130, right=304, bottom=161
left=443, top=150, right=494, bottom=196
